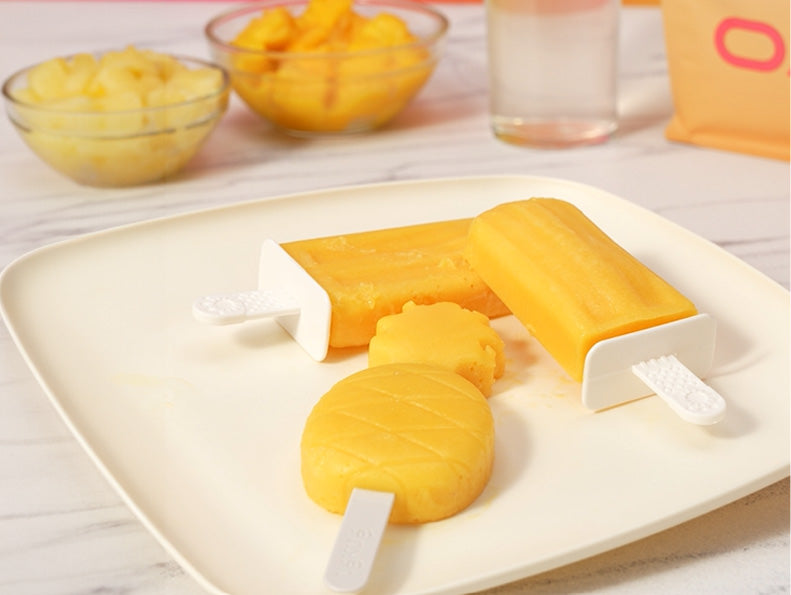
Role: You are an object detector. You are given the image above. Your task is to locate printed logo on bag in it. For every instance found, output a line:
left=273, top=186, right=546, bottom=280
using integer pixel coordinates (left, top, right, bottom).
left=714, top=16, right=788, bottom=74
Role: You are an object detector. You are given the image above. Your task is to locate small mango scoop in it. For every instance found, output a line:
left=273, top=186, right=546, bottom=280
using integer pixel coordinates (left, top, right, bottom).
left=192, top=219, right=508, bottom=359
left=465, top=198, right=726, bottom=425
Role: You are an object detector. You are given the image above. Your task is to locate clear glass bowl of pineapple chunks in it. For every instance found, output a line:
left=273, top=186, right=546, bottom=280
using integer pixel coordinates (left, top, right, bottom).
left=2, top=47, right=230, bottom=187
left=205, top=0, right=448, bottom=136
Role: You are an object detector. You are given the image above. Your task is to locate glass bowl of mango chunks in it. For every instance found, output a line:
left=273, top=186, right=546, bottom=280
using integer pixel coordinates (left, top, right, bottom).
left=2, top=47, right=229, bottom=187
left=205, top=0, right=448, bottom=135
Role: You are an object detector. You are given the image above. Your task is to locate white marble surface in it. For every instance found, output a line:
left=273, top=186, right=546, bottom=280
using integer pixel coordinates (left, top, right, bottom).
left=0, top=2, right=788, bottom=594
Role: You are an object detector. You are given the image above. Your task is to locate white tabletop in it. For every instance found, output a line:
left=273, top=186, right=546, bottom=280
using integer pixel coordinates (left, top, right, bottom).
left=0, top=2, right=788, bottom=594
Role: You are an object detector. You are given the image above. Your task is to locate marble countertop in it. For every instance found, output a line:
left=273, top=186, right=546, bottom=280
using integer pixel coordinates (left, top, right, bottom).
left=0, top=2, right=788, bottom=594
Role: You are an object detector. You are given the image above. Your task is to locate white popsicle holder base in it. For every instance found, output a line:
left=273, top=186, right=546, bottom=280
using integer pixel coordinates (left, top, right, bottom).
left=582, top=313, right=725, bottom=425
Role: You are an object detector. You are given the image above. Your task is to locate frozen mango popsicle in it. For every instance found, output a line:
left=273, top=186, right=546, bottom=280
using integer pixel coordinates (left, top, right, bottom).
left=466, top=198, right=725, bottom=423
left=466, top=198, right=698, bottom=382
left=282, top=219, right=509, bottom=348
left=194, top=219, right=509, bottom=360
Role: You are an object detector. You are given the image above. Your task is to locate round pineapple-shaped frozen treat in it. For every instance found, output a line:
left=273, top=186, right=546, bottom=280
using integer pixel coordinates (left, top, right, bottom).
left=301, top=363, right=494, bottom=524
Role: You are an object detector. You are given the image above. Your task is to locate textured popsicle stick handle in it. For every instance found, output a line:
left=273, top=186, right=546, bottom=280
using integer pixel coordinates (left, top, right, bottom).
left=192, top=239, right=332, bottom=361
left=632, top=354, right=726, bottom=425
left=324, top=489, right=394, bottom=593
left=192, top=289, right=300, bottom=325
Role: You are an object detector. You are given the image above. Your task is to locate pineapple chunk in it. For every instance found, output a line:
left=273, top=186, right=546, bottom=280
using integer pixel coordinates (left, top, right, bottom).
left=62, top=53, right=97, bottom=95
left=27, top=58, right=70, bottom=101
left=168, top=68, right=225, bottom=100
left=87, top=64, right=140, bottom=98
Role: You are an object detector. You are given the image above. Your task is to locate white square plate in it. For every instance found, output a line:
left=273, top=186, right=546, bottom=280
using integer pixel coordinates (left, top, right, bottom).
left=1, top=176, right=788, bottom=594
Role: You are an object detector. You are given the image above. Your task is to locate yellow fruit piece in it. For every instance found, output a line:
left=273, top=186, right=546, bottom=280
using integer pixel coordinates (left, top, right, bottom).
left=94, top=91, right=145, bottom=134
left=99, top=47, right=160, bottom=79
left=27, top=58, right=70, bottom=101
left=353, top=13, right=413, bottom=47
left=301, top=363, right=494, bottom=524
left=298, top=0, right=353, bottom=32
left=168, top=68, right=225, bottom=101
left=465, top=198, right=698, bottom=382
left=281, top=218, right=510, bottom=349
left=11, top=87, right=39, bottom=105
left=142, top=49, right=184, bottom=80
left=235, top=7, right=297, bottom=51
left=62, top=53, right=97, bottom=96
left=86, top=65, right=139, bottom=98
left=369, top=301, right=505, bottom=397
left=289, top=28, right=333, bottom=52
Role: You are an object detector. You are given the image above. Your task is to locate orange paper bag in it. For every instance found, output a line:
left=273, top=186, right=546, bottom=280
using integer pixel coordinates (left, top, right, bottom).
left=661, top=0, right=789, bottom=160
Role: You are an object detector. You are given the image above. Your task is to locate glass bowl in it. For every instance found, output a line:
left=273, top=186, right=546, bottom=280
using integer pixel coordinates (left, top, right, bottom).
left=205, top=0, right=448, bottom=136
left=2, top=51, right=229, bottom=187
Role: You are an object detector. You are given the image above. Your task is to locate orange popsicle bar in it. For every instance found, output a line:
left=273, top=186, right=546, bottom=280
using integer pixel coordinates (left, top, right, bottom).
left=282, top=219, right=509, bottom=348
left=465, top=198, right=698, bottom=381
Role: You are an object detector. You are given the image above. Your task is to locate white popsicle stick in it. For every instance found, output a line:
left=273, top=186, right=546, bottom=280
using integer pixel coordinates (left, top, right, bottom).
left=193, top=289, right=300, bottom=324
left=324, top=488, right=395, bottom=593
left=582, top=313, right=726, bottom=424
left=192, top=239, right=332, bottom=361
left=632, top=354, right=726, bottom=425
